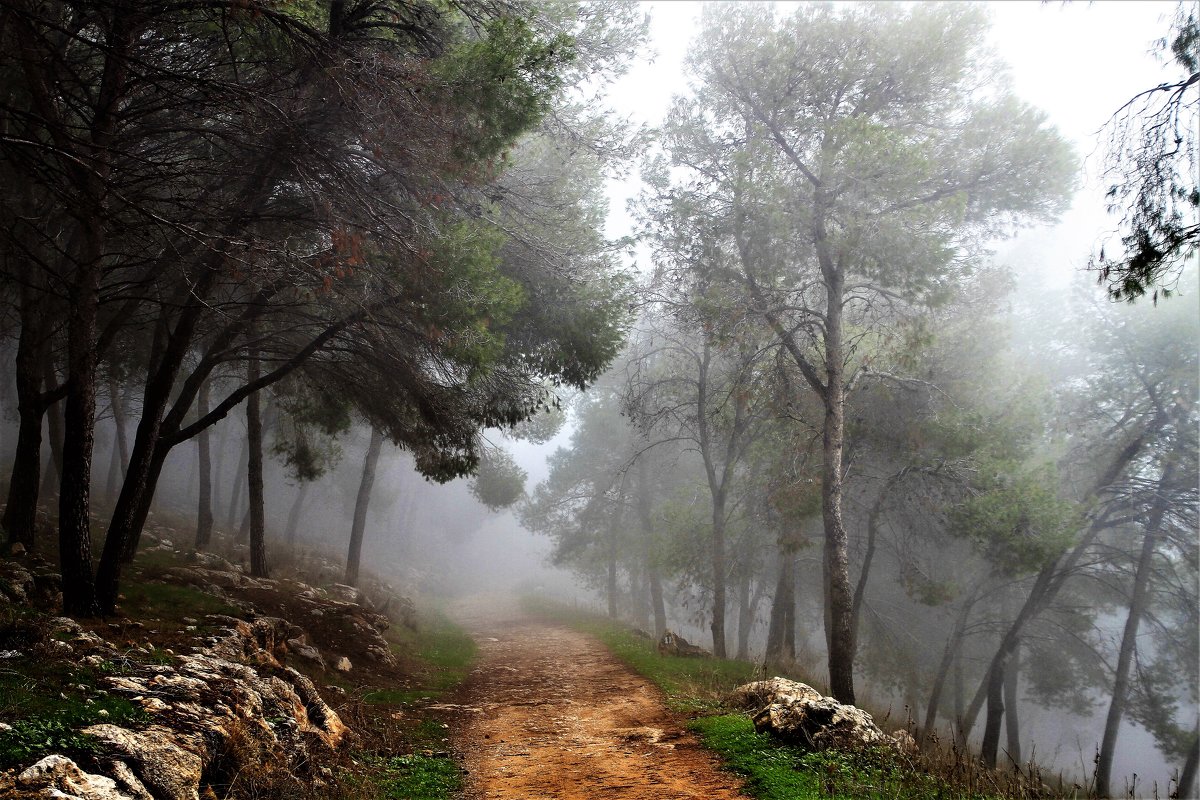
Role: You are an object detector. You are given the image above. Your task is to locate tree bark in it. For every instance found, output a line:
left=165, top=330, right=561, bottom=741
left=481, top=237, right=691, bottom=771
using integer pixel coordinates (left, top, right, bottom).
left=57, top=243, right=102, bottom=616
left=1094, top=464, right=1174, bottom=797
left=820, top=256, right=855, bottom=704
left=193, top=380, right=213, bottom=551
left=3, top=306, right=49, bottom=548
left=245, top=350, right=267, bottom=579
left=344, top=426, right=384, bottom=587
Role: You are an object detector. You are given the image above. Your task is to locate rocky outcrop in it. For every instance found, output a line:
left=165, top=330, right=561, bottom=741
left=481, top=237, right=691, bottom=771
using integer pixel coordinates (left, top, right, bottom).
left=14, top=754, right=148, bottom=800
left=729, top=678, right=897, bottom=752
left=656, top=631, right=710, bottom=658
left=0, top=614, right=349, bottom=800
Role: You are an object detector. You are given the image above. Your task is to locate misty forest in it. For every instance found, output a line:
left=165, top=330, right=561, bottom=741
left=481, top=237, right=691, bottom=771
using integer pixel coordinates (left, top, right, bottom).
left=0, top=2, right=1195, bottom=800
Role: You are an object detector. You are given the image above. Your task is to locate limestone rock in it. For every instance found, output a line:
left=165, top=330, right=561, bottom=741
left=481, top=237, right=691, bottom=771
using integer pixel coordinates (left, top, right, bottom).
left=16, top=754, right=133, bottom=800
left=334, top=656, right=352, bottom=672
left=731, top=677, right=889, bottom=752
left=81, top=725, right=203, bottom=800
left=656, top=630, right=710, bottom=658
left=727, top=678, right=823, bottom=711
left=0, top=561, right=36, bottom=605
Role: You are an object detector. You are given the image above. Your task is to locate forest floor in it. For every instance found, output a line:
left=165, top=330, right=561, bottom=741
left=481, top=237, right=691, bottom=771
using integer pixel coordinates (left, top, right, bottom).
left=449, top=594, right=751, bottom=800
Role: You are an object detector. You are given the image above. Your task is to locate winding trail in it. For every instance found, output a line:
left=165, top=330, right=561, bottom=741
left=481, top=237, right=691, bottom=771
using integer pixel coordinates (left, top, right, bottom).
left=450, top=596, right=750, bottom=800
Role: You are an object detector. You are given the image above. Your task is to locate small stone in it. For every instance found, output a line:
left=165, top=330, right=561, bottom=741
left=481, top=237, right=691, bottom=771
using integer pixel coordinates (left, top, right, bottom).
left=334, top=656, right=352, bottom=672
left=9, top=542, right=26, bottom=556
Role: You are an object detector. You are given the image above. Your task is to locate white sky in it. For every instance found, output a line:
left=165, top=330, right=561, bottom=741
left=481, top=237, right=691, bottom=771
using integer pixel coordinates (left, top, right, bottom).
left=602, top=0, right=1182, bottom=292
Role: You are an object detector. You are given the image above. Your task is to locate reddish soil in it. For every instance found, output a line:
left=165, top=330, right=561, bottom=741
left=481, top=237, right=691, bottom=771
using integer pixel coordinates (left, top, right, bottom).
left=451, top=597, right=750, bottom=800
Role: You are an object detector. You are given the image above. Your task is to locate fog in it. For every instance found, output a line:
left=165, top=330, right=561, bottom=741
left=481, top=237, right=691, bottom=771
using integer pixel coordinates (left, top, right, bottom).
left=2, top=1, right=1195, bottom=797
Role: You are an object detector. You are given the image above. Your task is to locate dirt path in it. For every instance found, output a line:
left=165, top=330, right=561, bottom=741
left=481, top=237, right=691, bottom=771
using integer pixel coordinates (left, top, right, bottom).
left=449, top=596, right=750, bottom=800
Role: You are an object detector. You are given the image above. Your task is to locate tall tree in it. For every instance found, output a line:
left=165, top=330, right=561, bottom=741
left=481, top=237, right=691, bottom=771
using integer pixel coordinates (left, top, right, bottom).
left=647, top=2, right=1075, bottom=702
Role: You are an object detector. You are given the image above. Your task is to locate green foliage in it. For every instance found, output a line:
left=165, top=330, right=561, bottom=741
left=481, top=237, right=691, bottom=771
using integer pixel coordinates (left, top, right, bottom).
left=435, top=14, right=574, bottom=167
left=949, top=463, right=1081, bottom=576
left=0, top=667, right=148, bottom=769
left=271, top=380, right=352, bottom=482
left=469, top=447, right=527, bottom=511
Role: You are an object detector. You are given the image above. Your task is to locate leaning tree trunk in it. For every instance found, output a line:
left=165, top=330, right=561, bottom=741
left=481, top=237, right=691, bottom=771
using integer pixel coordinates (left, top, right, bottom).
left=1094, top=464, right=1173, bottom=797
left=245, top=351, right=267, bottom=579
left=920, top=596, right=974, bottom=745
left=193, top=380, right=213, bottom=551
left=344, top=426, right=384, bottom=587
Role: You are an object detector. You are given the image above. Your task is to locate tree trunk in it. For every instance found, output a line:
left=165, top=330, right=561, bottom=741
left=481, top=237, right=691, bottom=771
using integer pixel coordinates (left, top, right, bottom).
left=193, top=380, right=213, bottom=551
left=3, top=315, right=47, bottom=548
left=605, top=481, right=628, bottom=620
left=227, top=436, right=248, bottom=529
left=766, top=553, right=796, bottom=664
left=245, top=351, right=267, bottom=579
left=285, top=482, right=309, bottom=545
left=736, top=567, right=753, bottom=660
left=104, top=377, right=128, bottom=501
left=57, top=250, right=102, bottom=616
left=710, top=494, right=728, bottom=658
left=635, top=457, right=667, bottom=638
left=819, top=252, right=855, bottom=704
left=1094, top=464, right=1174, bottom=798
left=344, top=426, right=384, bottom=587
left=1003, top=641, right=1021, bottom=766
left=921, top=598, right=973, bottom=745
left=40, top=379, right=64, bottom=499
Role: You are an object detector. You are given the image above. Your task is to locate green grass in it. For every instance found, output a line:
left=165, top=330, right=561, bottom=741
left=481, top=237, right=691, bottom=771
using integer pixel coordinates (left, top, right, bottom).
left=116, top=580, right=242, bottom=625
left=358, top=753, right=463, bottom=800
left=0, top=661, right=149, bottom=769
left=524, top=596, right=1010, bottom=800
left=353, top=607, right=477, bottom=799
left=385, top=609, right=477, bottom=696
left=690, top=714, right=823, bottom=798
